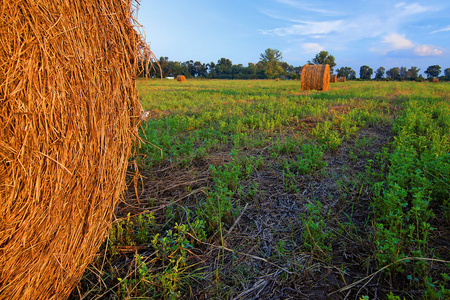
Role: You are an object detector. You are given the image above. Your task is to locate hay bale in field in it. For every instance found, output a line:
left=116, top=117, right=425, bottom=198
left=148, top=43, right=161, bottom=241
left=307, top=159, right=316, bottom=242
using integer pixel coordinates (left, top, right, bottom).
left=338, top=77, right=347, bottom=82
left=330, top=74, right=338, bottom=83
left=177, top=75, right=186, bottom=82
left=0, top=1, right=147, bottom=299
left=433, top=78, right=439, bottom=83
left=301, top=64, right=330, bottom=91
left=275, top=78, right=280, bottom=81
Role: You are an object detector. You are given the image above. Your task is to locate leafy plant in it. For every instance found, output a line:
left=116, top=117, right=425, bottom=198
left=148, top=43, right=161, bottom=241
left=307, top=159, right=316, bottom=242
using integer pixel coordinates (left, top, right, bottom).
left=301, top=201, right=334, bottom=259
left=312, top=121, right=342, bottom=151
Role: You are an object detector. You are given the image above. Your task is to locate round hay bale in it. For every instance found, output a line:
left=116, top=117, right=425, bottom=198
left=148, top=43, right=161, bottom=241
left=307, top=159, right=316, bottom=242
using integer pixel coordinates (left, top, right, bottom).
left=432, top=78, right=439, bottom=83
left=301, top=64, right=330, bottom=91
left=338, top=77, right=347, bottom=82
left=177, top=75, right=186, bottom=82
left=330, top=74, right=338, bottom=83
left=0, top=1, right=146, bottom=299
left=275, top=78, right=280, bottom=81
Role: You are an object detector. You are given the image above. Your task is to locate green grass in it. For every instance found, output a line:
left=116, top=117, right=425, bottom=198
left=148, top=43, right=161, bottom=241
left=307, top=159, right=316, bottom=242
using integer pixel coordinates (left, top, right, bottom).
left=71, top=79, right=450, bottom=300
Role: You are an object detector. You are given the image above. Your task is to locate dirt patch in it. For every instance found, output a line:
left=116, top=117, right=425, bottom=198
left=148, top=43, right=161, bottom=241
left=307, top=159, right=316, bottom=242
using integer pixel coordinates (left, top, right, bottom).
left=117, top=125, right=395, bottom=299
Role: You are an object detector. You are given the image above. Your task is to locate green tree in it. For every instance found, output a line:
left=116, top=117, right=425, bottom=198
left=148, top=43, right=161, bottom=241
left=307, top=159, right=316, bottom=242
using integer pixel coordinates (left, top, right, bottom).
left=399, top=67, right=407, bottom=79
left=359, top=65, right=373, bottom=80
left=406, top=66, right=420, bottom=80
left=183, top=60, right=196, bottom=78
left=291, top=66, right=303, bottom=80
left=375, top=67, right=385, bottom=80
left=444, top=68, right=450, bottom=80
left=386, top=67, right=400, bottom=80
left=207, top=62, right=216, bottom=79
left=194, top=61, right=208, bottom=78
left=309, top=51, right=336, bottom=73
left=259, top=48, right=284, bottom=79
left=336, top=67, right=356, bottom=80
left=424, top=65, right=441, bottom=78
left=216, top=58, right=233, bottom=79
left=159, top=57, right=170, bottom=77
left=232, top=64, right=245, bottom=79
left=244, top=63, right=257, bottom=79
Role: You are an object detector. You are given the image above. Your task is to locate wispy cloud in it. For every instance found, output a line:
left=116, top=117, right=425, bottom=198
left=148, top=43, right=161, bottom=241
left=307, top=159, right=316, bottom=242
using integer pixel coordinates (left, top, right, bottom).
left=275, top=0, right=341, bottom=15
left=260, top=20, right=344, bottom=37
left=394, top=2, right=435, bottom=16
left=258, top=1, right=447, bottom=57
left=431, top=25, right=450, bottom=34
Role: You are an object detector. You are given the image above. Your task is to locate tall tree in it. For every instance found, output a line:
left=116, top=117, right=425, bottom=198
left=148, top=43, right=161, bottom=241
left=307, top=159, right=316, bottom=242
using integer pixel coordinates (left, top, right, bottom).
left=445, top=68, right=450, bottom=79
left=359, top=65, right=373, bottom=80
left=399, top=67, right=407, bottom=79
left=309, top=51, right=336, bottom=73
left=216, top=58, right=233, bottom=79
left=259, top=48, right=284, bottom=79
left=424, top=65, right=441, bottom=78
left=232, top=64, right=245, bottom=79
left=159, top=56, right=170, bottom=77
left=406, top=67, right=420, bottom=80
left=375, top=67, right=385, bottom=80
left=194, top=61, right=208, bottom=78
left=291, top=66, right=303, bottom=80
left=336, top=67, right=356, bottom=80
left=183, top=60, right=196, bottom=78
left=386, top=67, right=400, bottom=80
left=207, top=62, right=216, bottom=79
left=244, top=63, right=257, bottom=79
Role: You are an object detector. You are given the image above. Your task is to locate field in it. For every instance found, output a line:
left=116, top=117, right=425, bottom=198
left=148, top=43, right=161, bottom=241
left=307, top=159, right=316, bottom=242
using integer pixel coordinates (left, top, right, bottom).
left=72, top=80, right=450, bottom=299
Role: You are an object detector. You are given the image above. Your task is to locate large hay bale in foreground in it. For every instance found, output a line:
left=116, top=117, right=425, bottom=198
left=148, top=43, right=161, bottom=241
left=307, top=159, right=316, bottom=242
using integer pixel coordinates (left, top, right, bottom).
left=330, top=74, right=338, bottom=83
left=301, top=64, right=330, bottom=91
left=0, top=1, right=146, bottom=299
left=338, top=77, right=347, bottom=82
left=177, top=75, right=186, bottom=82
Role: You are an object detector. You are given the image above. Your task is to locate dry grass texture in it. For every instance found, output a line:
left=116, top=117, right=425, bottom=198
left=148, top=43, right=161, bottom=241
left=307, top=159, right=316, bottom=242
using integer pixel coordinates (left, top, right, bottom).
left=330, top=74, right=338, bottom=83
left=0, top=1, right=147, bottom=299
left=301, top=64, right=330, bottom=91
left=177, top=75, right=186, bottom=82
left=338, top=77, right=347, bottom=82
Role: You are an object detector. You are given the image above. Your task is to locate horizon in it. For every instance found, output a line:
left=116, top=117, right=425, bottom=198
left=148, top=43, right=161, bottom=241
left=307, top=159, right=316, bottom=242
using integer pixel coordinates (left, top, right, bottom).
left=136, top=1, right=450, bottom=76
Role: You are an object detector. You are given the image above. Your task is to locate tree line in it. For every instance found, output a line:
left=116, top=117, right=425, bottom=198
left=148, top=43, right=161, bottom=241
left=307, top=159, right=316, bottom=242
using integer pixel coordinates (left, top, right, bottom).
left=138, top=49, right=450, bottom=81
left=357, top=65, right=448, bottom=81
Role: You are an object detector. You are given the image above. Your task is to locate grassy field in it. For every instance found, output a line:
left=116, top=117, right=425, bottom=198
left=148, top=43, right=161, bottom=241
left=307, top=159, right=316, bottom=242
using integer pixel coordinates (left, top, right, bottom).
left=72, top=80, right=449, bottom=299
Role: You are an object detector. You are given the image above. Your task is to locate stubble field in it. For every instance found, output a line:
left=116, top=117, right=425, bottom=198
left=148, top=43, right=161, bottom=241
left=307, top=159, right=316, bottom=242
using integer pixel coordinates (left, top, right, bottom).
left=72, top=79, right=450, bottom=299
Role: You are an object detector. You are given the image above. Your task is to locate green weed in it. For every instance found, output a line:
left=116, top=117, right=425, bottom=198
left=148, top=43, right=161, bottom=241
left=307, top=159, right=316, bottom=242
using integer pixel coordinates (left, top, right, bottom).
left=312, top=121, right=342, bottom=151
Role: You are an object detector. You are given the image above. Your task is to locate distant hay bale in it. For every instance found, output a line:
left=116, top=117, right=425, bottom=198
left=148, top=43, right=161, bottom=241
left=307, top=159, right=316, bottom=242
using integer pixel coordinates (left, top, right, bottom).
left=330, top=74, right=338, bottom=83
left=338, top=77, right=347, bottom=82
left=0, top=0, right=147, bottom=299
left=177, top=75, right=186, bottom=82
left=433, top=78, right=439, bottom=83
left=275, top=78, right=280, bottom=81
left=301, top=64, right=330, bottom=91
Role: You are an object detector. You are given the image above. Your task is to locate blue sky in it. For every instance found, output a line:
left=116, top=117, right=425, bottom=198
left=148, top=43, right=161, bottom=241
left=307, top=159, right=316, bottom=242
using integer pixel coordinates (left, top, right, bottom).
left=136, top=0, right=450, bottom=75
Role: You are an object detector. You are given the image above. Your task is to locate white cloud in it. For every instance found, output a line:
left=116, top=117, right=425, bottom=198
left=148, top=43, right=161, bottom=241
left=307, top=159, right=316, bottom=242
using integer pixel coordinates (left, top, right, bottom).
left=395, top=2, right=433, bottom=16
left=382, top=33, right=414, bottom=50
left=431, top=26, right=450, bottom=34
left=260, top=20, right=344, bottom=37
left=258, top=0, right=447, bottom=60
left=302, top=43, right=324, bottom=53
left=275, top=0, right=341, bottom=15
left=374, top=34, right=444, bottom=57
left=414, top=45, right=444, bottom=56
